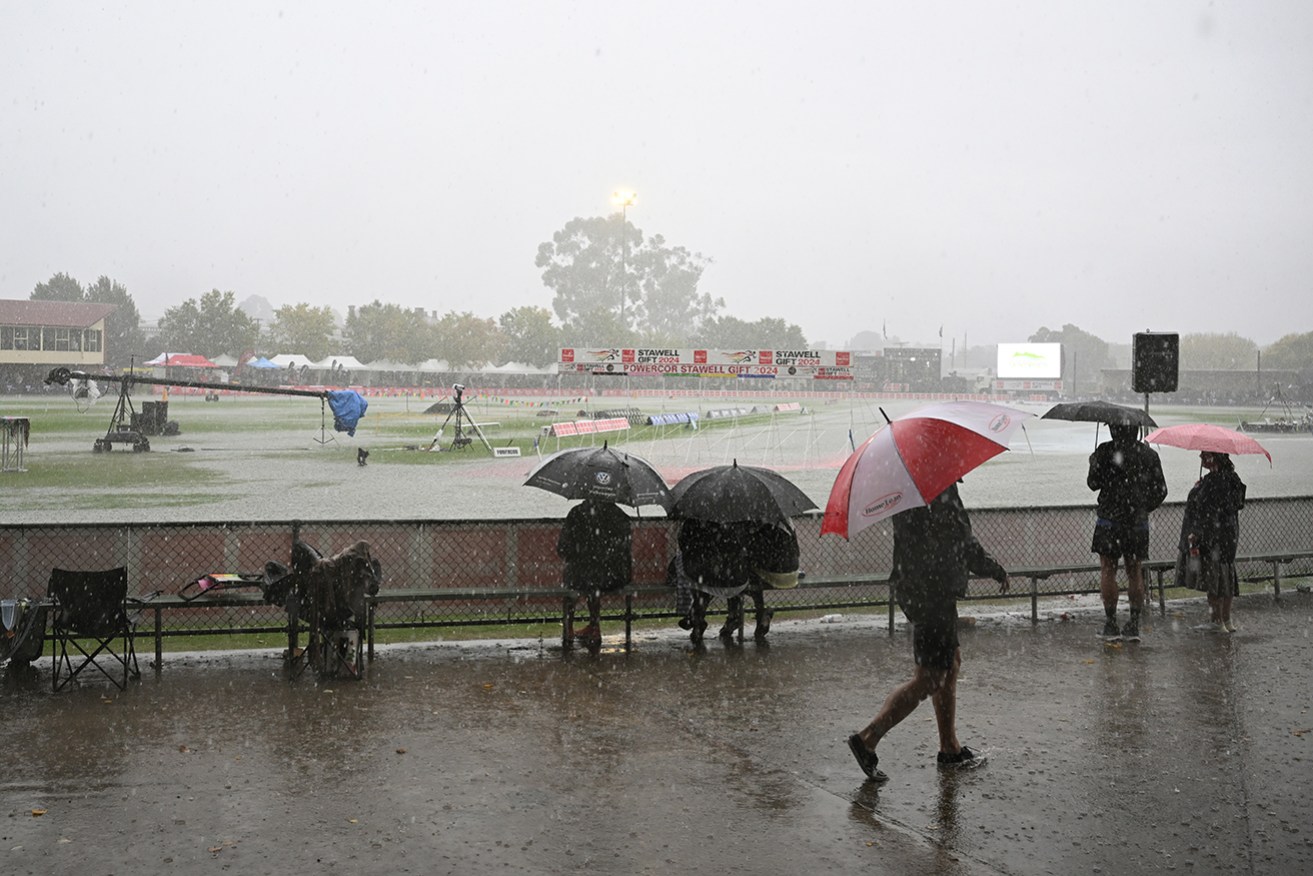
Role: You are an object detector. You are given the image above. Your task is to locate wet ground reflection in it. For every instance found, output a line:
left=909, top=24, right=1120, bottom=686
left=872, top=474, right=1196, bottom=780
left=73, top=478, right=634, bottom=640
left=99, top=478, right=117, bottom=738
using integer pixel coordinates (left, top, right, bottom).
left=3, top=594, right=1313, bottom=874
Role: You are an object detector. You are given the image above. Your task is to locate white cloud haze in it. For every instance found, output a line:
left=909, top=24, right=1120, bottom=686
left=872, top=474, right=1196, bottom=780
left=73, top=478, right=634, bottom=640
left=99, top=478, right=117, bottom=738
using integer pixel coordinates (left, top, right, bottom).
left=3, top=2, right=1310, bottom=349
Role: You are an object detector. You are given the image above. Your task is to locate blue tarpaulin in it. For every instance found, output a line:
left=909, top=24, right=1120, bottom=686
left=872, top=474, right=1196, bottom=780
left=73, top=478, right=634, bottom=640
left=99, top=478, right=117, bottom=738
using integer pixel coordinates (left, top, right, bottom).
left=327, top=390, right=369, bottom=436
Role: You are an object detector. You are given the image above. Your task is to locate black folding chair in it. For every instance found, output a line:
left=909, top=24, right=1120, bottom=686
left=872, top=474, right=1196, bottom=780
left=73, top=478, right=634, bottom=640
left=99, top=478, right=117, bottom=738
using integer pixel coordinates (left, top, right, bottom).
left=49, top=567, right=140, bottom=691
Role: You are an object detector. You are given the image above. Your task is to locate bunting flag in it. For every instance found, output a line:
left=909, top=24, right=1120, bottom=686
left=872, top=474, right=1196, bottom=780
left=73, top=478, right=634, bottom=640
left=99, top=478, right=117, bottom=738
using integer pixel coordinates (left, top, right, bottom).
left=480, top=395, right=590, bottom=408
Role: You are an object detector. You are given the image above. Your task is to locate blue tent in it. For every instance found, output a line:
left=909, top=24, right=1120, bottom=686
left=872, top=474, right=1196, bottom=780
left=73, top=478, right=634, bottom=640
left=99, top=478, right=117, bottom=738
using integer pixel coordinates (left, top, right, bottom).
left=248, top=357, right=280, bottom=369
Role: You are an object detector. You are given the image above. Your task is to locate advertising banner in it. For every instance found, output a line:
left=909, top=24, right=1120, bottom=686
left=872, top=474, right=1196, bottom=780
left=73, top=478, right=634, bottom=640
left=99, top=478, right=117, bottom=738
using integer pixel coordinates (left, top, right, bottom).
left=558, top=348, right=853, bottom=380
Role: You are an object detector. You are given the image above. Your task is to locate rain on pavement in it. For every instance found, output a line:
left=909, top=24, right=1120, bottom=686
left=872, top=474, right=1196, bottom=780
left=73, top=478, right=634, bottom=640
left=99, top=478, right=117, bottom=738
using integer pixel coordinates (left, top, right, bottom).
left=5, top=593, right=1312, bottom=875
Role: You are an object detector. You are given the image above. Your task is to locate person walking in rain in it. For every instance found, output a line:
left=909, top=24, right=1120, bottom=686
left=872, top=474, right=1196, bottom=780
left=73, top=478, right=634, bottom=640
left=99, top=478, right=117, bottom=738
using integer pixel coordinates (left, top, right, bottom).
left=1087, top=424, right=1168, bottom=641
left=557, top=498, right=632, bottom=647
left=847, top=481, right=1008, bottom=782
left=1177, top=451, right=1246, bottom=633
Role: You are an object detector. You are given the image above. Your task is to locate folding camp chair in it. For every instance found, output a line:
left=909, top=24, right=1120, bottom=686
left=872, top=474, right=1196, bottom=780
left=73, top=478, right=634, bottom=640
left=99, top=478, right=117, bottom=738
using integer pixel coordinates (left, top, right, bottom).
left=49, top=567, right=140, bottom=691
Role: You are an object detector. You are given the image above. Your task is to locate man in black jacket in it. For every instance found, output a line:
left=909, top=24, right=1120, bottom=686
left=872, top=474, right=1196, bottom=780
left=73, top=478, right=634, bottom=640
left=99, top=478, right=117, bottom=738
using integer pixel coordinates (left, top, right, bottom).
left=847, top=482, right=1008, bottom=782
left=1087, top=424, right=1168, bottom=641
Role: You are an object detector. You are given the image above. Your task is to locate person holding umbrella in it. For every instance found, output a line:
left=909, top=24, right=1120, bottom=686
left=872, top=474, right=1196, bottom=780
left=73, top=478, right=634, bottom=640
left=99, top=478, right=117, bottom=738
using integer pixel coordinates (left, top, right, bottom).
left=846, top=479, right=1009, bottom=780
left=524, top=442, right=668, bottom=647
left=557, top=498, right=633, bottom=647
left=668, top=461, right=816, bottom=645
left=1142, top=424, right=1268, bottom=633
left=824, top=402, right=1030, bottom=782
left=1176, top=451, right=1246, bottom=632
left=1087, top=424, right=1168, bottom=641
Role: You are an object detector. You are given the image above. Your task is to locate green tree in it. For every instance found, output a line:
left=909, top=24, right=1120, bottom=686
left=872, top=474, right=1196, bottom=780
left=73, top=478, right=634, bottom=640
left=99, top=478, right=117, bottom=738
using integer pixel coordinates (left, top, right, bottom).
left=85, top=276, right=146, bottom=366
left=1262, top=332, right=1313, bottom=371
left=536, top=215, right=717, bottom=343
left=157, top=290, right=259, bottom=358
left=1178, top=332, right=1259, bottom=371
left=695, top=315, right=808, bottom=349
left=433, top=311, right=504, bottom=370
left=499, top=306, right=560, bottom=367
left=31, top=272, right=145, bottom=366
left=344, top=301, right=430, bottom=364
left=31, top=272, right=85, bottom=301
left=1029, top=324, right=1109, bottom=395
left=269, top=303, right=337, bottom=362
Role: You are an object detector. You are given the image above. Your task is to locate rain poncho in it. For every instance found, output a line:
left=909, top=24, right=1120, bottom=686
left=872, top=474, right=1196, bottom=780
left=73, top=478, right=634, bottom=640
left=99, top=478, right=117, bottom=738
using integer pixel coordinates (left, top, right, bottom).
left=677, top=518, right=755, bottom=597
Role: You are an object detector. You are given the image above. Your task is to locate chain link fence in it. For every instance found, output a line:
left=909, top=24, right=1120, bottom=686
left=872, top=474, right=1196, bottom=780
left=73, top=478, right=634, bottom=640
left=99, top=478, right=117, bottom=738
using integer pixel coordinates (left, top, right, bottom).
left=3, top=496, right=1311, bottom=647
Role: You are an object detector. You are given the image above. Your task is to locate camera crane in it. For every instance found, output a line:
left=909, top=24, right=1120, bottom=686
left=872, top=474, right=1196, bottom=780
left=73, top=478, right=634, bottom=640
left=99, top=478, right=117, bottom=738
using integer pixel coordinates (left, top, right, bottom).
left=427, top=384, right=494, bottom=452
left=44, top=366, right=361, bottom=452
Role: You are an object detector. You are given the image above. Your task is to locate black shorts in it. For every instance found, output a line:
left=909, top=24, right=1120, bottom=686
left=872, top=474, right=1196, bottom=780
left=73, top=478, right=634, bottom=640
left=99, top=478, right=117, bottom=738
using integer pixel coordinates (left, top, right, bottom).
left=896, top=593, right=959, bottom=671
left=1091, top=517, right=1150, bottom=562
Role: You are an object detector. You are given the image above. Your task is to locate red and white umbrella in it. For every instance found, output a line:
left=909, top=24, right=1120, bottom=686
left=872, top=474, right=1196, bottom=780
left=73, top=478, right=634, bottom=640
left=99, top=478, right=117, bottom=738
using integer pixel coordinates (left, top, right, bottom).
left=821, top=401, right=1033, bottom=539
left=1144, top=423, right=1272, bottom=464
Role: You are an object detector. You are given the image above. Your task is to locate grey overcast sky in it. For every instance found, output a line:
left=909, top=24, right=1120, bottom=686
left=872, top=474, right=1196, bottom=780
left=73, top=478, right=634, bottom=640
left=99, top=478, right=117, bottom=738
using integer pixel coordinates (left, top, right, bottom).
left=3, top=2, right=1311, bottom=349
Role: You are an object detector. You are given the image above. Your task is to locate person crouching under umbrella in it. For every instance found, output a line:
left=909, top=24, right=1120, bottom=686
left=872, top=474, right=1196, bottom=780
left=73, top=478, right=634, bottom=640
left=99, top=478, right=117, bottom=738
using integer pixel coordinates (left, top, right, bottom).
left=557, top=498, right=633, bottom=647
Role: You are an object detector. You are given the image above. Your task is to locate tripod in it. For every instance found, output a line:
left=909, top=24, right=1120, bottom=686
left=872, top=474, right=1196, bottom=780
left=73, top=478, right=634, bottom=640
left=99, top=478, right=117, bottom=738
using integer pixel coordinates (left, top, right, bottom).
left=427, top=386, right=493, bottom=452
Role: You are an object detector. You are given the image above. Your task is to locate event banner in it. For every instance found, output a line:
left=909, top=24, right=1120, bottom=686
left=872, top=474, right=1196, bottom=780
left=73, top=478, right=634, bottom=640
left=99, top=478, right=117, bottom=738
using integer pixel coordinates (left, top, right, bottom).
left=558, top=347, right=853, bottom=380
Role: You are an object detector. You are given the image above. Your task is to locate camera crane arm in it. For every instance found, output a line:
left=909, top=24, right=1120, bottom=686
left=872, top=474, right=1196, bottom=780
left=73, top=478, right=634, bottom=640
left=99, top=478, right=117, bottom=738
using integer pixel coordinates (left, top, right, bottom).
left=44, top=367, right=361, bottom=452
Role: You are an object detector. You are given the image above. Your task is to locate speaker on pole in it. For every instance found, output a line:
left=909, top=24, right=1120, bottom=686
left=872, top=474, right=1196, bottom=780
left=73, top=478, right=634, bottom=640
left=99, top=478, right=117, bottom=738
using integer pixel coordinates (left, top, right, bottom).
left=1132, top=332, right=1179, bottom=393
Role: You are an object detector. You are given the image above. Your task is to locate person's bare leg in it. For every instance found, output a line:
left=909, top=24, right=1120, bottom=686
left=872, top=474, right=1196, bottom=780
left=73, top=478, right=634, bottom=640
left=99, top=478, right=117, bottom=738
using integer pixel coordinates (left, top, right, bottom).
left=857, top=665, right=939, bottom=750
left=1099, top=555, right=1121, bottom=613
left=930, top=649, right=962, bottom=754
left=1206, top=593, right=1221, bottom=623
left=1125, top=557, right=1145, bottom=612
left=1220, top=595, right=1233, bottom=626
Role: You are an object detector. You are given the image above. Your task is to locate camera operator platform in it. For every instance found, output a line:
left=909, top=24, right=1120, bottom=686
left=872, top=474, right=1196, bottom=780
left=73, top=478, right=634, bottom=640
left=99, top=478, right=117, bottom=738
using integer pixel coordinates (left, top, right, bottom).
left=428, top=384, right=494, bottom=452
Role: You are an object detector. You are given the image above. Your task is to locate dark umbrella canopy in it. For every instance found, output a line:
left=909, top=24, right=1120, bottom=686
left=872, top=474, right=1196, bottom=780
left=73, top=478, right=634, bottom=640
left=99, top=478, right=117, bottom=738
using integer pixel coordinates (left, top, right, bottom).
left=1042, top=400, right=1157, bottom=429
left=524, top=443, right=671, bottom=510
left=670, top=460, right=817, bottom=524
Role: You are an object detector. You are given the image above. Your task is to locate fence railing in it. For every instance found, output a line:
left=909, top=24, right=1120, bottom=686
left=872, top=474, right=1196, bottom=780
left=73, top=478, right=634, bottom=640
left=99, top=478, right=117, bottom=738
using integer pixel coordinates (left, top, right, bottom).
left=3, top=496, right=1310, bottom=648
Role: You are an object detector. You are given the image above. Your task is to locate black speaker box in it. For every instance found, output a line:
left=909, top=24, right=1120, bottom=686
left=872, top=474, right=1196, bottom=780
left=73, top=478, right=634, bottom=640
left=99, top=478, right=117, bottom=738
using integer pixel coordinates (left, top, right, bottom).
left=1132, top=332, right=1179, bottom=393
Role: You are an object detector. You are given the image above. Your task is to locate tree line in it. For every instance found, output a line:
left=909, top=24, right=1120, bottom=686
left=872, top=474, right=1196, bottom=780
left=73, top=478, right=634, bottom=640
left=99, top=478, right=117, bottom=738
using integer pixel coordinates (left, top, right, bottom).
left=25, top=213, right=1313, bottom=377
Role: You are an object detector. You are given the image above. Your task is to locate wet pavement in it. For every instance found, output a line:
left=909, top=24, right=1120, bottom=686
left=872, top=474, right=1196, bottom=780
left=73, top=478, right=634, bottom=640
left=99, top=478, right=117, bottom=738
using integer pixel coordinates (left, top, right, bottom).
left=4, top=592, right=1313, bottom=875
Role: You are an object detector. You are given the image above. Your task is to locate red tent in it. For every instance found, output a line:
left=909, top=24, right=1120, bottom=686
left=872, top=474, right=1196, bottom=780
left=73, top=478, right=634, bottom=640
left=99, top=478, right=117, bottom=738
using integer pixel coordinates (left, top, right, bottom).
left=145, top=353, right=219, bottom=368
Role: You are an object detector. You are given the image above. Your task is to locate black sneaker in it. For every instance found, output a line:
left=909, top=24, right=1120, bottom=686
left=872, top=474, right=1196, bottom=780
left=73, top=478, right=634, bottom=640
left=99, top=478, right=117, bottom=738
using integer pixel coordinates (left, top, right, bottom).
left=937, top=745, right=986, bottom=770
left=847, top=734, right=889, bottom=783
left=1101, top=619, right=1121, bottom=639
left=1121, top=619, right=1141, bottom=642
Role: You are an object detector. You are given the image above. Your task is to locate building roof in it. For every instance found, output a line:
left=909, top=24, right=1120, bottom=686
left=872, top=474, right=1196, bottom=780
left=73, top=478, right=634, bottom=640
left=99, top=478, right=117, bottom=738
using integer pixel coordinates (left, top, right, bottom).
left=0, top=299, right=116, bottom=327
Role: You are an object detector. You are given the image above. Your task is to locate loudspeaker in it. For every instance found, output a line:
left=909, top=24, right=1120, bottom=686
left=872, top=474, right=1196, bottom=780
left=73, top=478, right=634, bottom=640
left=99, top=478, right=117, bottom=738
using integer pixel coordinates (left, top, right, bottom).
left=1132, top=332, right=1179, bottom=393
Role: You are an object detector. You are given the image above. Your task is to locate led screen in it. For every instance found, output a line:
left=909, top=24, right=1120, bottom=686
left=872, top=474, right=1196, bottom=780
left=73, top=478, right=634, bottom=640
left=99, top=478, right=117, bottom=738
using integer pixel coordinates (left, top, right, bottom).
left=997, top=343, right=1062, bottom=379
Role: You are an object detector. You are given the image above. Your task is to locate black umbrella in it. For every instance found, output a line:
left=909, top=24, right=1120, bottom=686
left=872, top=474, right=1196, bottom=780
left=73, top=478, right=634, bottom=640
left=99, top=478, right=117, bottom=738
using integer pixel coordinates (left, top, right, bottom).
left=670, top=460, right=817, bottom=524
left=524, top=442, right=672, bottom=510
left=1042, top=400, right=1157, bottom=429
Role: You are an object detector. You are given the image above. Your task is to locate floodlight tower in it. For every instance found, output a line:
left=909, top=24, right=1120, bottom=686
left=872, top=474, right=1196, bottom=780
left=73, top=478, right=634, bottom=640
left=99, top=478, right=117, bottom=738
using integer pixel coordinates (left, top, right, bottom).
left=611, top=189, right=637, bottom=329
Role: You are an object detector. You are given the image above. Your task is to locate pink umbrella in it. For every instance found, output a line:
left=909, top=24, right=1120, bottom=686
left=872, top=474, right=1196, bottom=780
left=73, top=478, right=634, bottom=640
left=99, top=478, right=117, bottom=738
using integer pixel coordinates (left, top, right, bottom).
left=821, top=401, right=1033, bottom=539
left=1144, top=423, right=1272, bottom=464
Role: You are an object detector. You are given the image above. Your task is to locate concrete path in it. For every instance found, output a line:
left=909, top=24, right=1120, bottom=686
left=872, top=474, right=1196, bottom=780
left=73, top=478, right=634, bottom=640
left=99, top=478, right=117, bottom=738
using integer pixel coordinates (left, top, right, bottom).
left=4, top=592, right=1312, bottom=875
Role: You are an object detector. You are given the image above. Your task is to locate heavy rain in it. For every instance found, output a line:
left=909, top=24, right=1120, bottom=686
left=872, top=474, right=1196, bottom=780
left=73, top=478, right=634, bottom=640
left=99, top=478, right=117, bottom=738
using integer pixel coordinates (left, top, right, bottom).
left=4, top=4, right=1313, bottom=875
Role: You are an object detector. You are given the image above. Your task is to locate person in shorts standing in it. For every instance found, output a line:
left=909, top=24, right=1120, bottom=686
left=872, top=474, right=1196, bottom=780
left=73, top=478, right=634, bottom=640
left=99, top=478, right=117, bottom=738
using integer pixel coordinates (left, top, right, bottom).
left=1087, top=423, right=1168, bottom=640
left=846, top=481, right=1008, bottom=782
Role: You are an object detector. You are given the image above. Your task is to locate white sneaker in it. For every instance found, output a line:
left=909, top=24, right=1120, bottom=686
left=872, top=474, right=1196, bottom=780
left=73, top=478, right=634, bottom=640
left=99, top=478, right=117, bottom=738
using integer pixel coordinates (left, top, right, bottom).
left=1223, top=621, right=1238, bottom=633
left=1193, top=621, right=1225, bottom=633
